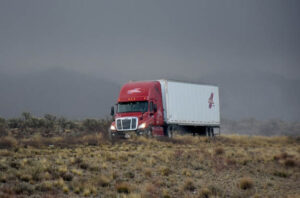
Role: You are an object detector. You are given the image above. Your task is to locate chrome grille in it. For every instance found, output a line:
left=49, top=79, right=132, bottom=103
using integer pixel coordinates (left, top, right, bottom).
left=131, top=119, right=136, bottom=129
left=116, top=117, right=138, bottom=131
left=116, top=120, right=122, bottom=129
left=122, top=119, right=131, bottom=129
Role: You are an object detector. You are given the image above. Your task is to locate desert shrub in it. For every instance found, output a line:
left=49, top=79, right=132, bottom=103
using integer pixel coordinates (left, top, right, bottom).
left=125, top=171, right=135, bottom=178
left=279, top=152, right=290, bottom=159
left=161, top=166, right=172, bottom=176
left=83, top=119, right=101, bottom=132
left=225, top=157, right=236, bottom=166
left=8, top=118, right=22, bottom=128
left=62, top=172, right=73, bottom=181
left=0, top=136, right=18, bottom=149
left=71, top=168, right=82, bottom=176
left=79, top=162, right=89, bottom=170
left=238, top=177, right=253, bottom=190
left=273, top=170, right=290, bottom=178
left=0, top=163, right=8, bottom=172
left=0, top=174, right=7, bottom=183
left=214, top=147, right=225, bottom=155
left=207, top=184, right=223, bottom=196
left=0, top=117, right=7, bottom=136
left=54, top=178, right=66, bottom=190
left=0, top=186, right=15, bottom=196
left=73, top=157, right=83, bottom=165
left=116, top=182, right=131, bottom=194
left=10, top=161, right=21, bottom=169
left=162, top=189, right=171, bottom=198
left=83, top=118, right=112, bottom=135
left=19, top=174, right=32, bottom=182
left=144, top=168, right=152, bottom=177
left=29, top=117, right=44, bottom=129
left=284, top=159, right=296, bottom=167
left=82, top=133, right=104, bottom=146
left=43, top=114, right=56, bottom=131
left=22, top=134, right=44, bottom=148
left=21, top=112, right=32, bottom=121
left=68, top=120, right=79, bottom=130
left=198, top=187, right=211, bottom=198
left=183, top=179, right=196, bottom=191
left=97, top=175, right=110, bottom=187
left=14, top=182, right=34, bottom=195
left=31, top=166, right=44, bottom=182
left=58, top=117, right=68, bottom=132
left=143, top=183, right=160, bottom=197
left=45, top=166, right=60, bottom=179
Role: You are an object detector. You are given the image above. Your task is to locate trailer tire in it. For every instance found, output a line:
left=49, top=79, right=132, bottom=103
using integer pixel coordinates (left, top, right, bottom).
left=211, top=128, right=215, bottom=137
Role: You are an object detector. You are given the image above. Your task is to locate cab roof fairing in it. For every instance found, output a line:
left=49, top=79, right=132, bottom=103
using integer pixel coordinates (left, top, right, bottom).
left=117, top=81, right=160, bottom=103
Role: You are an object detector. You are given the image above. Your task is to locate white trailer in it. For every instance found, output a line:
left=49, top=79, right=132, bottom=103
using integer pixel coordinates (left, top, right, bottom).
left=159, top=80, right=220, bottom=136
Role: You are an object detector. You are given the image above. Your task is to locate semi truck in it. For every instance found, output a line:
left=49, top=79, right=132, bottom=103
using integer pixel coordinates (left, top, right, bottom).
left=109, top=80, right=220, bottom=138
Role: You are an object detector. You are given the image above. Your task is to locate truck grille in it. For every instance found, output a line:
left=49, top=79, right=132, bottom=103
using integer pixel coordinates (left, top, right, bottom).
left=116, top=117, right=138, bottom=131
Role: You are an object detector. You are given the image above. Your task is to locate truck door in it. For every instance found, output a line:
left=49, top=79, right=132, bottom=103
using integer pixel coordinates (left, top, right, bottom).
left=149, top=101, right=156, bottom=125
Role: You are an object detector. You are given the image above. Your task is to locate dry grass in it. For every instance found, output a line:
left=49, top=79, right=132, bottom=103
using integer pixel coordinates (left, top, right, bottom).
left=214, top=147, right=225, bottom=155
left=0, top=135, right=299, bottom=197
left=116, top=182, right=131, bottom=194
left=0, top=136, right=18, bottom=149
left=183, top=179, right=196, bottom=191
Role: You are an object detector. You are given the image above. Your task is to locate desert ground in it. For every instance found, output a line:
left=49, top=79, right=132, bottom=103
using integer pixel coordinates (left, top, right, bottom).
left=0, top=134, right=299, bottom=198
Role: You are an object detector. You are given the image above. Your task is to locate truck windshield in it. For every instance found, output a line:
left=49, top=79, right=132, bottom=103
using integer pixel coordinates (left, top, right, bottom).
left=117, top=101, right=148, bottom=113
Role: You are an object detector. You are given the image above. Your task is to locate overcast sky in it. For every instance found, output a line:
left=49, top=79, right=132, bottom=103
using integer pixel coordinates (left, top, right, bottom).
left=0, top=0, right=299, bottom=120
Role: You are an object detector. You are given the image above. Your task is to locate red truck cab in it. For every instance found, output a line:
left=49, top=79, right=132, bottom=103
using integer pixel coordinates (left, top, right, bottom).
left=109, top=81, right=165, bottom=138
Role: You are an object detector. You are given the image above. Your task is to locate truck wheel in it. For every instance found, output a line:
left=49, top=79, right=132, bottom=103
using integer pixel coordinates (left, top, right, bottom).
left=167, top=126, right=173, bottom=138
left=146, top=127, right=153, bottom=138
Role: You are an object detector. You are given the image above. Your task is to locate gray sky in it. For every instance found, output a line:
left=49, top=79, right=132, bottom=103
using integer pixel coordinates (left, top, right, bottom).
left=0, top=0, right=300, bottom=120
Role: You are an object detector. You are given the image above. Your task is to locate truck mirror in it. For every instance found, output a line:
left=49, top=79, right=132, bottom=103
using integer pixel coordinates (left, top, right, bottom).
left=110, top=106, right=114, bottom=116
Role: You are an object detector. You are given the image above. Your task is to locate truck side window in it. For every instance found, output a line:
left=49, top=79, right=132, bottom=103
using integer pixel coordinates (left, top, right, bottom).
left=153, top=104, right=157, bottom=112
left=150, top=101, right=153, bottom=112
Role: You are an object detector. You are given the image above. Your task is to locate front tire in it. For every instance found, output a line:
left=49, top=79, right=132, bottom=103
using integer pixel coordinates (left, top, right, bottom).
left=146, top=127, right=153, bottom=138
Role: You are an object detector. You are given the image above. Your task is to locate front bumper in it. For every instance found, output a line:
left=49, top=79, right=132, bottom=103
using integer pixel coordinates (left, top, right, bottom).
left=110, top=129, right=147, bottom=138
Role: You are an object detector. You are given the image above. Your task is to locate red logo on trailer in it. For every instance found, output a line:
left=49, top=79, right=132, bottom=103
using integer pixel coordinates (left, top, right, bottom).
left=208, top=93, right=214, bottom=109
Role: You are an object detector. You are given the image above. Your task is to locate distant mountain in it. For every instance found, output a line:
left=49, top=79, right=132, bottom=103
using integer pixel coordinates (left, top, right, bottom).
left=0, top=68, right=299, bottom=121
left=0, top=68, right=120, bottom=119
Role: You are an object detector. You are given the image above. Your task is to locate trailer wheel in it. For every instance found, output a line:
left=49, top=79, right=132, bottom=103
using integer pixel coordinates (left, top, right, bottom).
left=210, top=128, right=215, bottom=137
left=167, top=126, right=173, bottom=138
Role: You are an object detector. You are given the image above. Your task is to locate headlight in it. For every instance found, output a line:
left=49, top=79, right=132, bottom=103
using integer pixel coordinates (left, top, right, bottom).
left=138, top=123, right=146, bottom=129
left=110, top=125, right=116, bottom=131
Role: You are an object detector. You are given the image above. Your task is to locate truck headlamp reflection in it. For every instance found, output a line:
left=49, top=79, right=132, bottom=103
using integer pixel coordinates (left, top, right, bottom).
left=138, top=123, right=146, bottom=129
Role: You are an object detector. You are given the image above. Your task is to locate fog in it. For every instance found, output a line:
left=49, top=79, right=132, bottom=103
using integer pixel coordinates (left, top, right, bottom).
left=0, top=0, right=299, bottom=120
